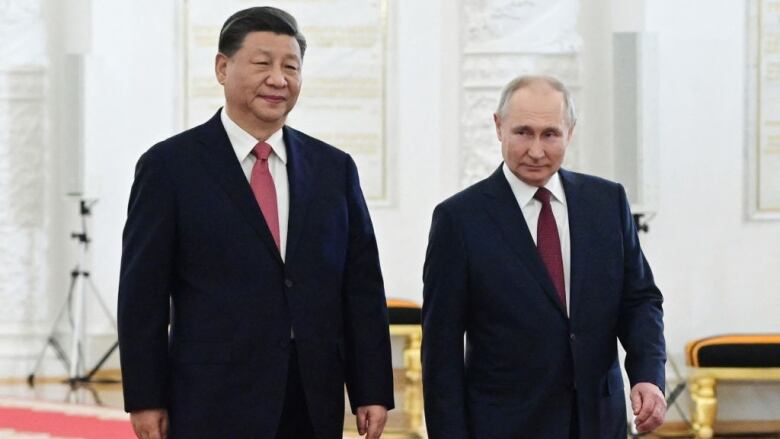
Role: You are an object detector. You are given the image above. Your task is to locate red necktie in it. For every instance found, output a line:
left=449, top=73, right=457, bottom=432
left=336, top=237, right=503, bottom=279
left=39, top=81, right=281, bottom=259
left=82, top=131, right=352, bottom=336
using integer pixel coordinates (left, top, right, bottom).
left=250, top=142, right=280, bottom=249
left=534, top=187, right=566, bottom=308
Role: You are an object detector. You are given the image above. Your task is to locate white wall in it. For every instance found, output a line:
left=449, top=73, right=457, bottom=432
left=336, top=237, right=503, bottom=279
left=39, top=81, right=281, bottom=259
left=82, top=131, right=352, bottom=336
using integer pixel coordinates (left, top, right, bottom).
left=577, top=0, right=614, bottom=178
left=645, top=0, right=780, bottom=347
left=642, top=0, right=780, bottom=420
left=81, top=0, right=180, bottom=332
left=369, top=0, right=451, bottom=303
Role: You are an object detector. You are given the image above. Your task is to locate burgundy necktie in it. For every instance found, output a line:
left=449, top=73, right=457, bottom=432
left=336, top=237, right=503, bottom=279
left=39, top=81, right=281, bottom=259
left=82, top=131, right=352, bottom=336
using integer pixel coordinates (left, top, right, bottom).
left=250, top=142, right=280, bottom=249
left=534, top=187, right=566, bottom=308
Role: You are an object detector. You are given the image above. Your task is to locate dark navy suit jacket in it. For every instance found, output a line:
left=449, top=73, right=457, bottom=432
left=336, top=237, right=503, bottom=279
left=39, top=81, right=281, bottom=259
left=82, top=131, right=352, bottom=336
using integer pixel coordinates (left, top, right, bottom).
left=422, top=167, right=665, bottom=439
left=118, top=110, right=394, bottom=439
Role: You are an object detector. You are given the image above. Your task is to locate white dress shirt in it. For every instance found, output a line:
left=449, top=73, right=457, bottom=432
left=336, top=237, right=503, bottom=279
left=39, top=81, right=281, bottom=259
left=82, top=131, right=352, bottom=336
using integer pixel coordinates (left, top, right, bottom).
left=502, top=163, right=571, bottom=315
left=221, top=109, right=290, bottom=262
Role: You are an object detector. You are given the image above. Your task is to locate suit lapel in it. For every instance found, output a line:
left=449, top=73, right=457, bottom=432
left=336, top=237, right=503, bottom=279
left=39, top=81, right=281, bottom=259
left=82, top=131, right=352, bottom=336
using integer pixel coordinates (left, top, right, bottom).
left=481, top=167, right=566, bottom=316
left=194, top=110, right=283, bottom=265
left=559, top=169, right=587, bottom=320
left=282, top=126, right=314, bottom=266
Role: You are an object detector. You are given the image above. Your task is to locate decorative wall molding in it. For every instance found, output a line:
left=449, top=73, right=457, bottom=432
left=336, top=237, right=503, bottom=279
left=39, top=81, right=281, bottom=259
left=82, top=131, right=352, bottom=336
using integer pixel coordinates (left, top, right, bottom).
left=0, top=0, right=51, bottom=348
left=459, top=0, right=583, bottom=188
left=747, top=0, right=780, bottom=219
left=463, top=0, right=581, bottom=54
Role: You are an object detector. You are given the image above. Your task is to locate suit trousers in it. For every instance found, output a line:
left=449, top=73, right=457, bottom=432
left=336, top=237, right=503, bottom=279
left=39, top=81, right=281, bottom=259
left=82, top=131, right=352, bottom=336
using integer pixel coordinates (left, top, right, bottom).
left=275, top=342, right=316, bottom=439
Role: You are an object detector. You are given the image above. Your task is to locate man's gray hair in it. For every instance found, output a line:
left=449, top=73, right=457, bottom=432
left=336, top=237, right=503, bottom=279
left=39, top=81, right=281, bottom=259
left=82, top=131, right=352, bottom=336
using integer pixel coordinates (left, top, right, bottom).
left=495, top=75, right=577, bottom=127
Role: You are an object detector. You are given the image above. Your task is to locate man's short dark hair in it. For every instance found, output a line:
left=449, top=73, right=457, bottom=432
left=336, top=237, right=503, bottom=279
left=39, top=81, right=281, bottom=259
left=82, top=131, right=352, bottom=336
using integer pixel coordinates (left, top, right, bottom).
left=218, top=6, right=307, bottom=59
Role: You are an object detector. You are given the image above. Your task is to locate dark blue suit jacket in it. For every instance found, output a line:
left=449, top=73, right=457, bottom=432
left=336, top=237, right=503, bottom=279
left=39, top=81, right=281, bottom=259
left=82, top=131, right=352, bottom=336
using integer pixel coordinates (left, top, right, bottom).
left=422, top=167, right=665, bottom=439
left=118, top=110, right=394, bottom=438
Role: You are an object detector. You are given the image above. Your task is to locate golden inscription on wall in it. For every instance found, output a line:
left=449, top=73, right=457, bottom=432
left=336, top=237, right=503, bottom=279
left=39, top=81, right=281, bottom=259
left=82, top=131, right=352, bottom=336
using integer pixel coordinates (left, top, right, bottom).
left=183, top=0, right=389, bottom=202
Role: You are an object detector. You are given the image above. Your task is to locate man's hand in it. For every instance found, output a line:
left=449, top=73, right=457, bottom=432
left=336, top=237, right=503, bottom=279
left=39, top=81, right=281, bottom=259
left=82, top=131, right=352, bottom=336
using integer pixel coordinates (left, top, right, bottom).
left=356, top=405, right=387, bottom=439
left=630, top=382, right=666, bottom=433
left=130, top=409, right=168, bottom=439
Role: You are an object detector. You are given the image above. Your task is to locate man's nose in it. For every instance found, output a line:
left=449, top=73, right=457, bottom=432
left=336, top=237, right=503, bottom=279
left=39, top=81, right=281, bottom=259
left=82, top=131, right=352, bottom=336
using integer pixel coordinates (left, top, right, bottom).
left=266, top=66, right=287, bottom=87
left=528, top=138, right=545, bottom=159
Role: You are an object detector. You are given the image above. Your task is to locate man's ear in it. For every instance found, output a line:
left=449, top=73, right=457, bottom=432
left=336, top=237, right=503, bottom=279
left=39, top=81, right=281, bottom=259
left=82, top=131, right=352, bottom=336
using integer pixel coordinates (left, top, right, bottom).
left=566, top=121, right=576, bottom=142
left=215, top=53, right=228, bottom=85
left=493, top=113, right=503, bottom=142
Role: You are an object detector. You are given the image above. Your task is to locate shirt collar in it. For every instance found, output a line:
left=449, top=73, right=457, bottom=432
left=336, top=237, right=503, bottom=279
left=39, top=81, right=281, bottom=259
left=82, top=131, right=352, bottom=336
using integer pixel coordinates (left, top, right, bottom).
left=502, top=162, right=566, bottom=208
left=220, top=108, right=287, bottom=164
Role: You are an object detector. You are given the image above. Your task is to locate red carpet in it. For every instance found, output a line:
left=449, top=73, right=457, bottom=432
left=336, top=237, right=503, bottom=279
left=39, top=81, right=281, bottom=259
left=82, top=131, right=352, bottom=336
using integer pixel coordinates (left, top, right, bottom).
left=0, top=397, right=369, bottom=438
left=0, top=397, right=135, bottom=439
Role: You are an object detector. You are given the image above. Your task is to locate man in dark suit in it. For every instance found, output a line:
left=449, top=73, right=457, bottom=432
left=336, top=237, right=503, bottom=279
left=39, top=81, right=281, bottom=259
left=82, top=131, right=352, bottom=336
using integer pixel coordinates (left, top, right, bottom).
left=118, top=7, right=393, bottom=439
left=421, top=75, right=666, bottom=439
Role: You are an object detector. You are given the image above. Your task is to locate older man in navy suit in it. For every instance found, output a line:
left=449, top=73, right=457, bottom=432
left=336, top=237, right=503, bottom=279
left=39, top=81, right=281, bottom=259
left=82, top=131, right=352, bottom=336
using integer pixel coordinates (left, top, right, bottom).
left=422, top=76, right=666, bottom=439
left=118, top=7, right=393, bottom=439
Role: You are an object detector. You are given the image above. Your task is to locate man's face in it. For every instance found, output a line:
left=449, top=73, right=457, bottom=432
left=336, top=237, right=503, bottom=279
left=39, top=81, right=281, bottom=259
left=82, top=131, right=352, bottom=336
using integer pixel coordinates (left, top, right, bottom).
left=215, top=31, right=302, bottom=130
left=494, top=84, right=574, bottom=187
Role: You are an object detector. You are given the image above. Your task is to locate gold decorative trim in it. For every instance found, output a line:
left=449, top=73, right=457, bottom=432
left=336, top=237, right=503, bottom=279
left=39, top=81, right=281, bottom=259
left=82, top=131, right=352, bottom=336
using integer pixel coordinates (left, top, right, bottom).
left=690, top=367, right=780, bottom=380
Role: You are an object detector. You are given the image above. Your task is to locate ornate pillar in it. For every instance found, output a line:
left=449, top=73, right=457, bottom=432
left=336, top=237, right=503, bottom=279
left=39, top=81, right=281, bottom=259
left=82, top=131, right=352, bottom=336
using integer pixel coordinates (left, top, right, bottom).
left=460, top=0, right=582, bottom=187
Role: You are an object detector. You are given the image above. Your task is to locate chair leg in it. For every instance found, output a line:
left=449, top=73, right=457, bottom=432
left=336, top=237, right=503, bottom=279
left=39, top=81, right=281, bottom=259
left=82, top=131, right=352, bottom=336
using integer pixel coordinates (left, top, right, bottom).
left=403, top=330, right=424, bottom=436
left=690, top=376, right=717, bottom=439
left=403, top=330, right=422, bottom=383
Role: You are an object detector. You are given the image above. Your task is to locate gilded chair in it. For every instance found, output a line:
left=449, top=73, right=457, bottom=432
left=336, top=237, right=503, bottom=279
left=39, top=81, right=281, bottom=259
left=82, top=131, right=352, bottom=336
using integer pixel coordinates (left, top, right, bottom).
left=686, top=334, right=780, bottom=439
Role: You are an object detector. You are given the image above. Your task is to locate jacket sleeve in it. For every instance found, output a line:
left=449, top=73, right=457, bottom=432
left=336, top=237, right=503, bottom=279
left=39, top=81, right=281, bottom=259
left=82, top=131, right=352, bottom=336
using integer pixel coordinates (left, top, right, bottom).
left=341, top=155, right=395, bottom=413
left=615, top=184, right=667, bottom=393
left=422, top=204, right=470, bottom=439
left=117, top=148, right=175, bottom=412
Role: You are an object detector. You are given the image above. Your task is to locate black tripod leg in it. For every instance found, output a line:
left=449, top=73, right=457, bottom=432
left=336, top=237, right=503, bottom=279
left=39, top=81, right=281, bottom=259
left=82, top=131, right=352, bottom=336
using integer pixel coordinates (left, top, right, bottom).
left=82, top=340, right=120, bottom=382
left=49, top=337, right=70, bottom=369
left=27, top=273, right=79, bottom=386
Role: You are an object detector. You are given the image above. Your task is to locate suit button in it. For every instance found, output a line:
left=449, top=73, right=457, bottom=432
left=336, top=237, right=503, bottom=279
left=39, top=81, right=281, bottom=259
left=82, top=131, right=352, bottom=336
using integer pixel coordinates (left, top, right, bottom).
left=569, top=333, right=576, bottom=341
left=284, top=279, right=293, bottom=288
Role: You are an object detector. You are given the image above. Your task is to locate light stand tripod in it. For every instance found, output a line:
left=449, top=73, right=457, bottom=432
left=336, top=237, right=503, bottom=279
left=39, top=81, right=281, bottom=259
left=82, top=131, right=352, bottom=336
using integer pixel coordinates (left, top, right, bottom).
left=28, top=198, right=119, bottom=386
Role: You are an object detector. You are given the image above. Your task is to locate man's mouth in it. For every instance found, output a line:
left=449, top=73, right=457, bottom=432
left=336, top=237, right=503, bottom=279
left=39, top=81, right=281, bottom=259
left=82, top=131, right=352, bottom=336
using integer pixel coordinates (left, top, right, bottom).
left=260, top=95, right=285, bottom=103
